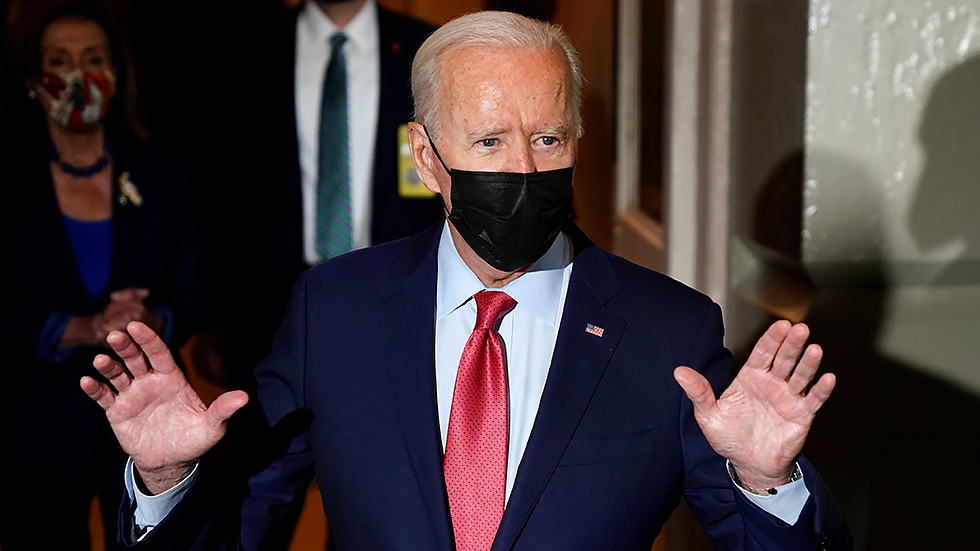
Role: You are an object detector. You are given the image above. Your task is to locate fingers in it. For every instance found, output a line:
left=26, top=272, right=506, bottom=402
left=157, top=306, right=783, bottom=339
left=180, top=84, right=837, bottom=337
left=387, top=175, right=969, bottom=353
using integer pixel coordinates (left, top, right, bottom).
left=787, top=343, right=823, bottom=395
left=770, top=323, right=811, bottom=381
left=208, top=390, right=250, bottom=426
left=91, top=313, right=110, bottom=345
left=102, top=299, right=149, bottom=329
left=104, top=321, right=177, bottom=378
left=93, top=352, right=133, bottom=392
left=104, top=289, right=151, bottom=331
left=128, top=321, right=178, bottom=375
left=745, top=321, right=815, bottom=384
left=804, top=372, right=837, bottom=414
left=80, top=375, right=115, bottom=411
left=110, top=288, right=150, bottom=302
left=673, top=366, right=716, bottom=416
left=743, top=320, right=792, bottom=373
left=106, top=329, right=152, bottom=377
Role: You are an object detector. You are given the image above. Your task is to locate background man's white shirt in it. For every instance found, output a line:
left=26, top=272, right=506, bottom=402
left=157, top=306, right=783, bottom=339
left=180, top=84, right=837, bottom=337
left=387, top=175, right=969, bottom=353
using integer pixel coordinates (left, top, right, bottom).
left=296, top=0, right=380, bottom=264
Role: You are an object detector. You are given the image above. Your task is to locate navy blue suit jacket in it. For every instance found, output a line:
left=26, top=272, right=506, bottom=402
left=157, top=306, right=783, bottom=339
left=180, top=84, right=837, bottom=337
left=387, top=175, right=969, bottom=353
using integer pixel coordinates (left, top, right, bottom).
left=122, top=222, right=850, bottom=550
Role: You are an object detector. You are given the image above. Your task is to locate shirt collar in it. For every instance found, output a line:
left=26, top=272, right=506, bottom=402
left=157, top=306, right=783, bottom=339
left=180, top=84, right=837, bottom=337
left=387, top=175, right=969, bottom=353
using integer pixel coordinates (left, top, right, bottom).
left=436, top=221, right=572, bottom=327
left=300, top=0, right=378, bottom=54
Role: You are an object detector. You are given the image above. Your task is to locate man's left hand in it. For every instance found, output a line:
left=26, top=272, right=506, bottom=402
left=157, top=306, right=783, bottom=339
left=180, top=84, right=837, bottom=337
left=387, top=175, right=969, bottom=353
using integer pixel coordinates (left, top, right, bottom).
left=674, top=320, right=836, bottom=493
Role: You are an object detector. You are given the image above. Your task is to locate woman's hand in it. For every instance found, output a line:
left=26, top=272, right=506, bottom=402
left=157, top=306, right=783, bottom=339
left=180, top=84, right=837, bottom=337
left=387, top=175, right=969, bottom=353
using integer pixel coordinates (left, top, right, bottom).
left=100, top=288, right=164, bottom=336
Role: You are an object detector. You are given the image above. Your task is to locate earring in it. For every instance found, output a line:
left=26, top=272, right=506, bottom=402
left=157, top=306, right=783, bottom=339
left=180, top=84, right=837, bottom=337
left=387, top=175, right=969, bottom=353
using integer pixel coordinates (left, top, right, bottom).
left=27, top=89, right=36, bottom=99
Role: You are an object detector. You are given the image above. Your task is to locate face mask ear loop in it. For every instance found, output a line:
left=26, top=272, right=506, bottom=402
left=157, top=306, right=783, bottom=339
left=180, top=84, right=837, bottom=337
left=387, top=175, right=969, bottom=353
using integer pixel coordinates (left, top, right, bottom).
left=422, top=125, right=455, bottom=177
left=423, top=125, right=454, bottom=216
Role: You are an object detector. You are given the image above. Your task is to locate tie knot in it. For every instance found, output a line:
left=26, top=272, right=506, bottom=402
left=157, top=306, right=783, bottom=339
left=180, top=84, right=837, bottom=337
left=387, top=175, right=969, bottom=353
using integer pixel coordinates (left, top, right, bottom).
left=330, top=32, right=347, bottom=51
left=473, top=291, right=516, bottom=331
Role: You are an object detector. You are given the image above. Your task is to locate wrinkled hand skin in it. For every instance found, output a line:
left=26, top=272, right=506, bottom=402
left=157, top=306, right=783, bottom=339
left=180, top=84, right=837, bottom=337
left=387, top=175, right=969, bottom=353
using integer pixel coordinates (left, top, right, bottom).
left=80, top=321, right=249, bottom=494
left=674, top=320, right=836, bottom=493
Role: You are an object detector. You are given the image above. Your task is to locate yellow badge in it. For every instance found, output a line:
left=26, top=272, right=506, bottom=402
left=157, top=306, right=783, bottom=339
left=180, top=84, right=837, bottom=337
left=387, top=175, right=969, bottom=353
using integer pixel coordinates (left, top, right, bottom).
left=398, top=124, right=435, bottom=198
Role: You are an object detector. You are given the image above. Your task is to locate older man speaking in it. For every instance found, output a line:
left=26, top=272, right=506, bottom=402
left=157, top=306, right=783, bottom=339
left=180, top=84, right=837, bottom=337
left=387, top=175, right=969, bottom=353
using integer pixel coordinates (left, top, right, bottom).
left=82, top=10, right=851, bottom=551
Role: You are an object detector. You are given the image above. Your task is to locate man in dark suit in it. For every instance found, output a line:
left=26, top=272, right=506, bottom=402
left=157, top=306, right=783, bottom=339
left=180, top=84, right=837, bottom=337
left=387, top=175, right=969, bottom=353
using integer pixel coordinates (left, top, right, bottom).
left=82, top=10, right=851, bottom=551
left=204, top=0, right=443, bottom=385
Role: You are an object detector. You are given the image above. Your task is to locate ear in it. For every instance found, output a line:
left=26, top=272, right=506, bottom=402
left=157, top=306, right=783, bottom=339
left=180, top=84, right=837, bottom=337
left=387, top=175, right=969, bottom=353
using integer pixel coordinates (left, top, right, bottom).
left=407, top=121, right=444, bottom=195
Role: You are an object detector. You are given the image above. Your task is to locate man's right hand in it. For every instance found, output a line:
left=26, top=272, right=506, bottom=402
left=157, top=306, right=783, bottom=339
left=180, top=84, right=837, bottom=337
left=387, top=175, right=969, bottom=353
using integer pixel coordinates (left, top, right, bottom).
left=80, top=321, right=249, bottom=495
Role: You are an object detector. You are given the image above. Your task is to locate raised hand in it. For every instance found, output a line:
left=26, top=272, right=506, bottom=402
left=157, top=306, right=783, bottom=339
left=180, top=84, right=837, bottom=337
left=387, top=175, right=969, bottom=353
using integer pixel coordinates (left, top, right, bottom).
left=80, top=321, right=248, bottom=494
left=673, top=320, right=836, bottom=493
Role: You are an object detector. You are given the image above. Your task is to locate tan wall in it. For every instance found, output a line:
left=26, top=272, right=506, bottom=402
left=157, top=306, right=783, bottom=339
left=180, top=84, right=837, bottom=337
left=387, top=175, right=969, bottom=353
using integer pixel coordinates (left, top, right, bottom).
left=804, top=0, right=980, bottom=395
left=801, top=5, right=980, bottom=547
left=805, top=0, right=980, bottom=286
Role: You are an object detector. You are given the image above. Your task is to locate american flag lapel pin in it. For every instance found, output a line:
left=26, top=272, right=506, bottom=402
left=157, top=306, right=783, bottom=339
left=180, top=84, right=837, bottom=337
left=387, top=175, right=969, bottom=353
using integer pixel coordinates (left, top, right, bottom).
left=585, top=323, right=604, bottom=338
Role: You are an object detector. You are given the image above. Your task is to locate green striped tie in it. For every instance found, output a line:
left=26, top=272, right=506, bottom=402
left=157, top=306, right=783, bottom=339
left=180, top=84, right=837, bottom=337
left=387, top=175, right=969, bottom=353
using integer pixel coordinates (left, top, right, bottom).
left=315, top=32, right=352, bottom=260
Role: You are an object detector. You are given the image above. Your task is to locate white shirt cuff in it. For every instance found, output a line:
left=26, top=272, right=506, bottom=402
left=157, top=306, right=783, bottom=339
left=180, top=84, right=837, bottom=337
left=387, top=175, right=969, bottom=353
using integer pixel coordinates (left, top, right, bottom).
left=726, top=460, right=810, bottom=525
left=125, top=457, right=200, bottom=541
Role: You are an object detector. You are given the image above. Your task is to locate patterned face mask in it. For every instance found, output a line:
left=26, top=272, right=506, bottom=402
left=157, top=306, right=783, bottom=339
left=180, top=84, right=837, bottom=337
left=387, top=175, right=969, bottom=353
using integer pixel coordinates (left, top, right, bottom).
left=34, top=69, right=114, bottom=133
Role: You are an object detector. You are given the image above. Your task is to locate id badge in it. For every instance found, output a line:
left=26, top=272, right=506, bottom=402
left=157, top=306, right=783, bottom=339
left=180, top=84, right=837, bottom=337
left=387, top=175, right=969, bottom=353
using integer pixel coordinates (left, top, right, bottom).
left=398, top=124, right=435, bottom=198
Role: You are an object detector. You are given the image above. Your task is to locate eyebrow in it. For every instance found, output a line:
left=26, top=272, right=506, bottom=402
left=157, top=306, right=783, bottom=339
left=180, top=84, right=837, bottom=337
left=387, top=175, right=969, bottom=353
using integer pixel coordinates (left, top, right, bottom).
left=535, top=123, right=571, bottom=137
left=42, top=46, right=107, bottom=54
left=464, top=123, right=571, bottom=142
left=465, top=127, right=508, bottom=142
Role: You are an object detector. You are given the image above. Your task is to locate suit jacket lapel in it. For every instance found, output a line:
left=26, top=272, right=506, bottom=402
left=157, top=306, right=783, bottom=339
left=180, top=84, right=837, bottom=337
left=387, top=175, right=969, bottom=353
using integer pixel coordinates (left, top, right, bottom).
left=380, top=224, right=455, bottom=551
left=493, top=236, right=626, bottom=551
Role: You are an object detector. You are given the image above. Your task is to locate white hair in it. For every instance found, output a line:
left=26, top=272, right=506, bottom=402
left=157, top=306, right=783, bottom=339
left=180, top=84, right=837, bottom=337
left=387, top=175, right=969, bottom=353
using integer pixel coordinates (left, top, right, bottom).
left=411, top=10, right=584, bottom=140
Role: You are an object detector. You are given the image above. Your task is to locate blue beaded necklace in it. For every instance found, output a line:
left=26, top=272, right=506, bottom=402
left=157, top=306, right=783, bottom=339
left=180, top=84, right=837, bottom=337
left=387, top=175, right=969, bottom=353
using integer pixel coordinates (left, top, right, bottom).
left=49, top=140, right=112, bottom=178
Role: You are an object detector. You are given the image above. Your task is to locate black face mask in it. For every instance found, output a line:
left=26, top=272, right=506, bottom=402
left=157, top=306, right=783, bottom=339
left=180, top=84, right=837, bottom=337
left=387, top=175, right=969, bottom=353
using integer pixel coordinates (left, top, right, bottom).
left=425, top=128, right=574, bottom=272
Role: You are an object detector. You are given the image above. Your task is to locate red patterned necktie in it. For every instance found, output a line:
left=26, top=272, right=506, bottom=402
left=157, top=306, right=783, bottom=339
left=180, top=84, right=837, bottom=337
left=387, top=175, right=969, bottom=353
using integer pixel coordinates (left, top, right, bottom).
left=444, top=291, right=517, bottom=551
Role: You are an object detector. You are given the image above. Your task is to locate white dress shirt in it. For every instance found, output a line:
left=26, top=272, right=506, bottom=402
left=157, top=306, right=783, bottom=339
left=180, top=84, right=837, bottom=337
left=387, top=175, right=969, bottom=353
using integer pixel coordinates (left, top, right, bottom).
left=129, top=222, right=810, bottom=532
left=296, top=0, right=380, bottom=264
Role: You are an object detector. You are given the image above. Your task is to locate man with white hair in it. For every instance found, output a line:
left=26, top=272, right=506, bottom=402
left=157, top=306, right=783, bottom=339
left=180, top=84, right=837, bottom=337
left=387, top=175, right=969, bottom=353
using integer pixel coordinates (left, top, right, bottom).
left=82, top=10, right=851, bottom=551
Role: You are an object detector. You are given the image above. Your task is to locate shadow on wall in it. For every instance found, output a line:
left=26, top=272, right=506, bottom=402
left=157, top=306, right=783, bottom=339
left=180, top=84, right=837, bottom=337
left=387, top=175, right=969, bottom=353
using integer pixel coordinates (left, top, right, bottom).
left=909, top=52, right=980, bottom=284
left=779, top=152, right=980, bottom=551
